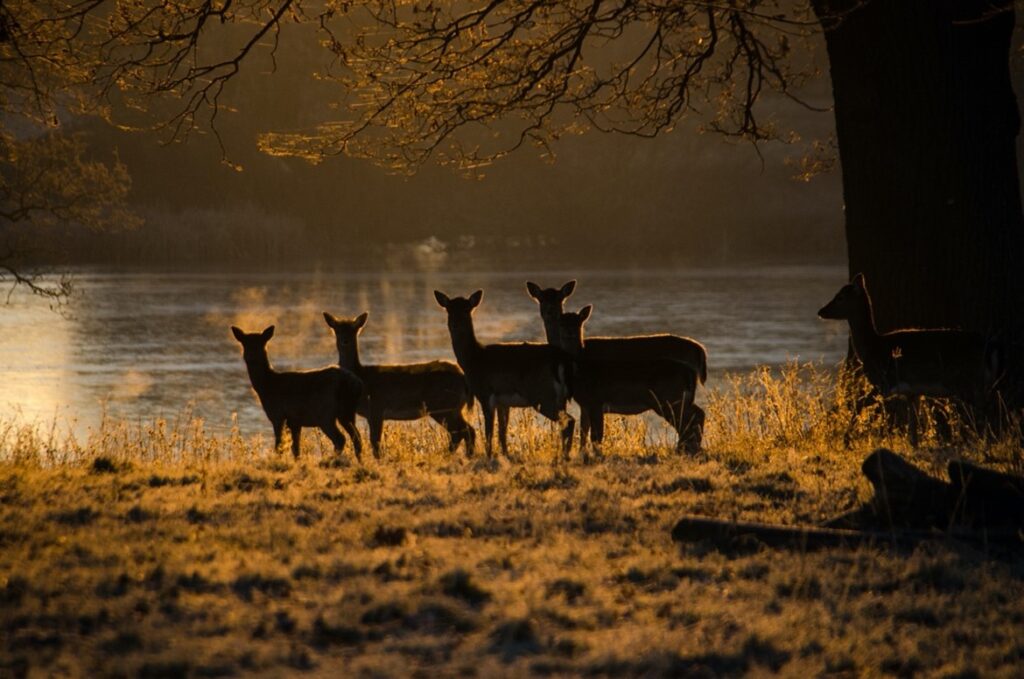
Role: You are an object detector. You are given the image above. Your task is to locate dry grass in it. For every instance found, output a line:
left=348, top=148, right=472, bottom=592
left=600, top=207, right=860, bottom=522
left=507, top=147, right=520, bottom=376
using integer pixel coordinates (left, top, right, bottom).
left=2, top=364, right=1023, bottom=677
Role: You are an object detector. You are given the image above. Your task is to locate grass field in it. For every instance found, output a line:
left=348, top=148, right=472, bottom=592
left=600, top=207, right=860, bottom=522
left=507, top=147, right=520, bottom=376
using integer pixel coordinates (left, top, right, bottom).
left=2, top=365, right=1023, bottom=677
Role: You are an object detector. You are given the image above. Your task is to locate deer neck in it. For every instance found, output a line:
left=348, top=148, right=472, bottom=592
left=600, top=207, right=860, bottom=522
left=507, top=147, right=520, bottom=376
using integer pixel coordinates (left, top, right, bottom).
left=447, top=315, right=483, bottom=368
left=338, top=339, right=362, bottom=372
left=569, top=331, right=586, bottom=357
left=541, top=311, right=562, bottom=347
left=564, top=342, right=583, bottom=370
left=244, top=353, right=274, bottom=390
left=846, top=291, right=889, bottom=372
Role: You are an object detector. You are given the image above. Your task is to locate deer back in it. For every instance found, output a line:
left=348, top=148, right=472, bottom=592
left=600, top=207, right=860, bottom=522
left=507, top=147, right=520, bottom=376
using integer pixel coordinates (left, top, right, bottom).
left=357, top=360, right=470, bottom=415
left=581, top=334, right=707, bottom=384
left=878, top=328, right=996, bottom=399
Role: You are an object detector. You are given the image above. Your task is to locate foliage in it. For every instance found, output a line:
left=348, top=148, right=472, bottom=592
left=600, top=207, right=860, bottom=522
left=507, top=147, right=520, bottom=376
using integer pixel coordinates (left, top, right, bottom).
left=263, top=0, right=825, bottom=172
left=0, top=0, right=138, bottom=300
left=0, top=132, right=137, bottom=300
left=4, top=1, right=830, bottom=174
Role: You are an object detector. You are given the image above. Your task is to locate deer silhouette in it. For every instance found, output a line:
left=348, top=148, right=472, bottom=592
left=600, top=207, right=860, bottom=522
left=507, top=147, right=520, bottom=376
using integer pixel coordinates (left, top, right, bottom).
left=558, top=305, right=702, bottom=457
left=232, top=325, right=363, bottom=460
left=434, top=290, right=575, bottom=459
left=323, top=311, right=475, bottom=457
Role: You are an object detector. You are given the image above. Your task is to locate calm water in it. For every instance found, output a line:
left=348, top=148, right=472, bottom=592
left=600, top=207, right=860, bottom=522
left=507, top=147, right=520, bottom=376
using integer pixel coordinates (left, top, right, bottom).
left=0, top=265, right=849, bottom=436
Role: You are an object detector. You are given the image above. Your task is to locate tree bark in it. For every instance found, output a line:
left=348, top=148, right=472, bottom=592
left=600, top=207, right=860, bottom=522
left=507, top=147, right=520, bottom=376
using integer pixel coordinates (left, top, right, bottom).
left=812, top=0, right=1024, bottom=405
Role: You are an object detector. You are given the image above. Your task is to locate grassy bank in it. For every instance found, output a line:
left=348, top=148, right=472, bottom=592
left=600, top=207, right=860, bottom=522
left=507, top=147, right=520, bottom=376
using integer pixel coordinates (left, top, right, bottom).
left=2, top=365, right=1022, bottom=677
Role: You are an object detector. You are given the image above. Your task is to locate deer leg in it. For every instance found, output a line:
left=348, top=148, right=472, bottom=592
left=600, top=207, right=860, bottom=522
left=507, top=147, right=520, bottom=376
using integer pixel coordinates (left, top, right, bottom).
left=578, top=409, right=591, bottom=453
left=589, top=409, right=605, bottom=453
left=538, top=402, right=574, bottom=460
left=497, top=405, right=511, bottom=458
left=675, top=389, right=700, bottom=454
left=449, top=412, right=476, bottom=457
left=667, top=398, right=696, bottom=454
left=288, top=422, right=301, bottom=459
left=560, top=413, right=576, bottom=460
left=578, top=405, right=599, bottom=463
left=932, top=400, right=954, bottom=444
left=842, top=410, right=857, bottom=449
left=664, top=398, right=685, bottom=454
left=368, top=411, right=384, bottom=460
left=679, top=404, right=705, bottom=454
left=968, top=394, right=993, bottom=442
left=906, top=395, right=921, bottom=448
left=272, top=419, right=284, bottom=453
left=434, top=411, right=471, bottom=456
left=482, top=404, right=496, bottom=457
left=429, top=412, right=457, bottom=452
left=339, top=416, right=362, bottom=461
left=320, top=421, right=348, bottom=453
left=461, top=416, right=476, bottom=457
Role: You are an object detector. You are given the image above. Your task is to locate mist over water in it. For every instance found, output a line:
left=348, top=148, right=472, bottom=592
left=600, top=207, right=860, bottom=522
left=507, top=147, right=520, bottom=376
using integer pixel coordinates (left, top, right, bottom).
left=1, top=265, right=849, bottom=437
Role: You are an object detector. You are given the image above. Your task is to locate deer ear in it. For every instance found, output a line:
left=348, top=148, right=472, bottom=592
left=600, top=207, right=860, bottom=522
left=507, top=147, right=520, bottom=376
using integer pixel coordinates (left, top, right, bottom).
left=526, top=281, right=542, bottom=300
left=852, top=273, right=866, bottom=286
left=468, top=290, right=483, bottom=308
left=261, top=326, right=275, bottom=341
left=434, top=290, right=450, bottom=308
left=579, top=305, right=592, bottom=322
left=560, top=280, right=576, bottom=299
left=231, top=326, right=245, bottom=342
left=323, top=312, right=339, bottom=328
left=355, top=312, right=369, bottom=330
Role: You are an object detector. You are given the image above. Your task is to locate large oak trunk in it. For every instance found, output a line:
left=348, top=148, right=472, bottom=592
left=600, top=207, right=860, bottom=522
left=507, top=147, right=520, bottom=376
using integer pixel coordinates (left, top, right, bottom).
left=812, top=0, right=1024, bottom=405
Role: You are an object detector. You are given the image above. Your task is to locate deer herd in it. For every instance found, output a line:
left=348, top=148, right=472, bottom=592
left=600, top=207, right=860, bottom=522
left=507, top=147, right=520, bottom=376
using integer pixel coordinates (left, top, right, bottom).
left=231, top=274, right=1005, bottom=463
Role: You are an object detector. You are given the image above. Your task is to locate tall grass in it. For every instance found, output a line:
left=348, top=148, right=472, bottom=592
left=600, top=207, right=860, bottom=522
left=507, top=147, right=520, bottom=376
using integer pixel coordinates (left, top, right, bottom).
left=705, top=362, right=1021, bottom=467
left=1, top=363, right=1019, bottom=470
left=3, top=366, right=1023, bottom=677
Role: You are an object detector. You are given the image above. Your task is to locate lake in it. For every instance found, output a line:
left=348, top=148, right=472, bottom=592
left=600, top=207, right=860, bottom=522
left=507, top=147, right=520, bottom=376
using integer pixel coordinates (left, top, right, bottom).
left=0, top=265, right=850, bottom=437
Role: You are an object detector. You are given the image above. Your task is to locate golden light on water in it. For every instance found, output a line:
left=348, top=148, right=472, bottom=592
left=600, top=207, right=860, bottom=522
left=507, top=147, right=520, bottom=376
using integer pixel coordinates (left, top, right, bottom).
left=0, top=298, right=76, bottom=424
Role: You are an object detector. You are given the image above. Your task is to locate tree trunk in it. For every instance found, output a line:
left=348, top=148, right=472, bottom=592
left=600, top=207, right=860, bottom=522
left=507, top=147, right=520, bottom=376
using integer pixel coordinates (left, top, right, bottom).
left=812, top=0, right=1024, bottom=405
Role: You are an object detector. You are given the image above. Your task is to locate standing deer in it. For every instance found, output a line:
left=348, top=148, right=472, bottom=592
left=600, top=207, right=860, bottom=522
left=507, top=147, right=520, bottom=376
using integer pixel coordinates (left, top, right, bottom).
left=433, top=289, right=575, bottom=459
left=558, top=306, right=702, bottom=457
left=526, top=279, right=708, bottom=384
left=818, top=273, right=1001, bottom=445
left=529, top=279, right=706, bottom=448
left=231, top=325, right=363, bottom=460
left=323, top=311, right=475, bottom=457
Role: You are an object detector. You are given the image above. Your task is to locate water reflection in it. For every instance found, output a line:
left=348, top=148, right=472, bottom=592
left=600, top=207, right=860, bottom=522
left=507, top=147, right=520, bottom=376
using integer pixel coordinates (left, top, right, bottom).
left=0, top=265, right=849, bottom=436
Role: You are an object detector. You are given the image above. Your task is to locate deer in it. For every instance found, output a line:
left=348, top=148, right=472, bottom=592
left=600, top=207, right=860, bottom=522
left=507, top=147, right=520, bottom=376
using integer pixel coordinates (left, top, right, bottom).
left=817, top=273, right=1001, bottom=446
left=231, top=325, right=363, bottom=461
left=433, top=289, right=575, bottom=459
left=526, top=279, right=708, bottom=385
left=558, top=306, right=702, bottom=458
left=322, top=311, right=475, bottom=458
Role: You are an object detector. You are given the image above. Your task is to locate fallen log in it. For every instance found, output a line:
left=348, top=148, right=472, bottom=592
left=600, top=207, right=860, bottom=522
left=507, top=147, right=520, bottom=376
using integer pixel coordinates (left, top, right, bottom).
left=820, top=504, right=876, bottom=530
left=672, top=449, right=1023, bottom=553
left=948, top=460, right=1024, bottom=529
left=861, top=448, right=954, bottom=529
left=670, top=515, right=920, bottom=551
